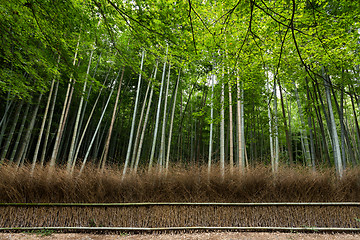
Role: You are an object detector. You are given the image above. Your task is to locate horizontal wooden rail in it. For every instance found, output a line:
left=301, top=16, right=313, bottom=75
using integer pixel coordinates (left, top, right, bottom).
left=0, top=202, right=360, bottom=207
left=0, top=226, right=360, bottom=232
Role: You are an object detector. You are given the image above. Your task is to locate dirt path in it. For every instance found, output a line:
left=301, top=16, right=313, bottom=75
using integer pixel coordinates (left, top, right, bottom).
left=1, top=232, right=360, bottom=240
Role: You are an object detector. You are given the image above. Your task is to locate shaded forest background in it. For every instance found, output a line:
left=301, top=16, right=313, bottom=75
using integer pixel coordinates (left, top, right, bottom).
left=0, top=0, right=360, bottom=179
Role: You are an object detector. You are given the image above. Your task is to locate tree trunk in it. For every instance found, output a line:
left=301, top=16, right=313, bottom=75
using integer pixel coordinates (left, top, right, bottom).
left=71, top=68, right=112, bottom=171
left=208, top=74, right=215, bottom=174
left=67, top=50, right=94, bottom=172
left=40, top=77, right=60, bottom=166
left=80, top=79, right=116, bottom=174
left=149, top=46, right=168, bottom=170
left=165, top=69, right=181, bottom=172
left=273, top=82, right=279, bottom=172
left=323, top=69, right=343, bottom=178
left=0, top=101, right=23, bottom=164
left=228, top=83, right=234, bottom=173
left=130, top=80, right=151, bottom=170
left=134, top=87, right=155, bottom=172
left=49, top=35, right=80, bottom=168
left=220, top=80, right=225, bottom=179
left=134, top=63, right=158, bottom=172
left=311, top=80, right=331, bottom=166
left=158, top=63, right=171, bottom=172
left=293, top=81, right=312, bottom=168
left=15, top=94, right=43, bottom=167
left=278, top=79, right=293, bottom=164
left=9, top=103, right=30, bottom=164
left=32, top=56, right=60, bottom=171
left=123, top=50, right=145, bottom=177
left=101, top=68, right=125, bottom=170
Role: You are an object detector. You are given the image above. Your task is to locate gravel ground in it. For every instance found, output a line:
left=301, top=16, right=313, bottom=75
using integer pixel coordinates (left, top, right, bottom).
left=1, top=232, right=360, bottom=240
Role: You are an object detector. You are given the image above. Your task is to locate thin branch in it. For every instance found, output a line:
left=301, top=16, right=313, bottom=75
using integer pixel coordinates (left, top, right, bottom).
left=188, top=0, right=197, bottom=54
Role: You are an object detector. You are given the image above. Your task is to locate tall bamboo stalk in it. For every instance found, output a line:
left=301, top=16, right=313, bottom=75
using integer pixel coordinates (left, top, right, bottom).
left=49, top=35, right=80, bottom=168
left=130, top=78, right=151, bottom=170
left=149, top=46, right=168, bottom=170
left=101, top=68, right=125, bottom=170
left=79, top=79, right=116, bottom=174
left=158, top=63, right=171, bottom=171
left=15, top=94, right=43, bottom=167
left=9, top=103, right=30, bottom=164
left=71, top=69, right=112, bottom=172
left=293, top=81, right=312, bottom=168
left=228, top=82, right=234, bottom=173
left=220, top=80, right=225, bottom=179
left=134, top=62, right=158, bottom=172
left=32, top=56, right=60, bottom=172
left=0, top=101, right=23, bottom=164
left=123, top=50, right=145, bottom=177
left=323, top=70, right=343, bottom=178
left=67, top=50, right=94, bottom=172
left=208, top=74, right=215, bottom=174
left=165, top=69, right=181, bottom=172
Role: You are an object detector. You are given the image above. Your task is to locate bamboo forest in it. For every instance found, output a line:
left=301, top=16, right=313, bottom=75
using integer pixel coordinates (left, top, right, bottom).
left=1, top=0, right=360, bottom=207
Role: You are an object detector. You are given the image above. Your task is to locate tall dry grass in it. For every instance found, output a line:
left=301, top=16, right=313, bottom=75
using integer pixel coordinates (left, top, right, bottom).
left=0, top=164, right=360, bottom=203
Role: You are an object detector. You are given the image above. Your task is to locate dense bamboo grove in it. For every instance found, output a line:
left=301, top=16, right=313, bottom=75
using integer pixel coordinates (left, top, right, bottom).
left=0, top=0, right=360, bottom=179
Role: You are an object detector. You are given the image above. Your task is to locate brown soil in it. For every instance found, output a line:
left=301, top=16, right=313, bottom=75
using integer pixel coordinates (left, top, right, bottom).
left=1, top=232, right=360, bottom=240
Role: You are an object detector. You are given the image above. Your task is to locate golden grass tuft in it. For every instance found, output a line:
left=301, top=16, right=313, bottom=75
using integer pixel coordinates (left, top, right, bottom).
left=1, top=164, right=360, bottom=228
left=0, top=163, right=360, bottom=203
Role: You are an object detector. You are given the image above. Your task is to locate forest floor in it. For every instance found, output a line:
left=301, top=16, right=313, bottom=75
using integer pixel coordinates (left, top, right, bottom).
left=1, top=232, right=360, bottom=240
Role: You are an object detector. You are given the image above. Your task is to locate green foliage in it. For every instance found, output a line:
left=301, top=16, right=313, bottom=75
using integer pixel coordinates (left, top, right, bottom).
left=1, top=0, right=359, bottom=168
left=25, top=229, right=54, bottom=237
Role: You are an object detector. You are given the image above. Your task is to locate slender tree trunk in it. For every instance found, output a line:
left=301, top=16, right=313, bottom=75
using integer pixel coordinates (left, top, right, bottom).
left=0, top=101, right=14, bottom=152
left=149, top=46, right=168, bottom=170
left=15, top=94, right=43, bottom=167
left=158, top=63, right=171, bottom=171
left=71, top=69, right=112, bottom=171
left=165, top=69, right=180, bottom=172
left=323, top=69, right=343, bottom=178
left=273, top=82, right=279, bottom=172
left=134, top=63, right=158, bottom=172
left=0, top=92, right=9, bottom=121
left=278, top=79, right=293, bottom=164
left=220, top=81, right=225, bottom=179
left=350, top=87, right=360, bottom=162
left=40, top=78, right=60, bottom=167
left=134, top=87, right=155, bottom=172
left=130, top=80, right=151, bottom=170
left=311, top=80, right=331, bottom=166
left=0, top=101, right=23, bottom=164
left=80, top=80, right=116, bottom=174
left=293, top=81, right=312, bottom=168
left=0, top=92, right=13, bottom=138
left=101, top=68, right=125, bottom=170
left=228, top=83, right=234, bottom=173
left=67, top=51, right=94, bottom=172
left=123, top=50, right=145, bottom=177
left=208, top=74, right=215, bottom=174
left=330, top=84, right=356, bottom=166
left=32, top=57, right=60, bottom=171
left=75, top=53, right=102, bottom=155
left=305, top=78, right=317, bottom=167
left=9, top=103, right=30, bottom=164
left=49, top=35, right=80, bottom=168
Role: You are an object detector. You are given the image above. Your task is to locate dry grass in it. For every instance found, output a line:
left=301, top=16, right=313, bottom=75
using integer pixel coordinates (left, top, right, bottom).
left=0, top=163, right=359, bottom=203
left=1, top=205, right=360, bottom=228
left=1, top=164, right=360, bottom=228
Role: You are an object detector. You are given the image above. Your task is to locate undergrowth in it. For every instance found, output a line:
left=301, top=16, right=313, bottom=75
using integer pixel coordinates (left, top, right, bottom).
left=0, top=164, right=359, bottom=203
